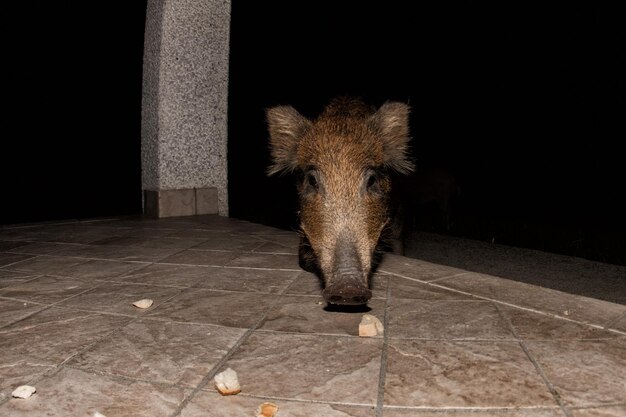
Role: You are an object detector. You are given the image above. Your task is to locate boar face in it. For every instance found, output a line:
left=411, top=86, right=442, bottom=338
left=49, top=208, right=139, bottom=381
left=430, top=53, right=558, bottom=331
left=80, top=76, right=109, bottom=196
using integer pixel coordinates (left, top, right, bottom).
left=267, top=97, right=412, bottom=305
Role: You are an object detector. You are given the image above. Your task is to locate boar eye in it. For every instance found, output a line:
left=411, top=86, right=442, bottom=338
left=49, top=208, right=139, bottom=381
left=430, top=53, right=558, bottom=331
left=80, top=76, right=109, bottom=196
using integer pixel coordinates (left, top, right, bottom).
left=303, top=169, right=320, bottom=195
left=307, top=173, right=318, bottom=189
left=367, top=174, right=377, bottom=189
left=364, top=170, right=381, bottom=195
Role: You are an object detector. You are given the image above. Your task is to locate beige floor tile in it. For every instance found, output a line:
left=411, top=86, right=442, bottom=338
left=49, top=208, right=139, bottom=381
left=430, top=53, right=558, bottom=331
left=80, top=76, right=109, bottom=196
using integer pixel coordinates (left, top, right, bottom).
left=181, top=392, right=375, bottom=416
left=525, top=339, right=626, bottom=406
left=160, top=248, right=240, bottom=266
left=214, top=332, right=382, bottom=404
left=436, top=273, right=626, bottom=328
left=500, top=306, right=619, bottom=340
left=91, top=235, right=208, bottom=249
left=387, top=275, right=473, bottom=300
left=123, top=263, right=296, bottom=294
left=20, top=228, right=121, bottom=244
left=0, top=270, right=40, bottom=289
left=1, top=215, right=622, bottom=415
left=0, top=228, right=44, bottom=241
left=0, top=360, right=55, bottom=402
left=378, top=254, right=466, bottom=281
left=57, top=283, right=182, bottom=315
left=608, top=313, right=626, bottom=333
left=6, top=242, right=83, bottom=255
left=570, top=406, right=626, bottom=417
left=4, top=255, right=87, bottom=274
left=254, top=233, right=300, bottom=247
left=53, top=244, right=180, bottom=262
left=384, top=340, right=555, bottom=407
left=147, top=288, right=275, bottom=327
left=382, top=408, right=566, bottom=416
left=0, top=367, right=187, bottom=416
left=115, top=227, right=178, bottom=238
left=116, top=263, right=216, bottom=287
left=68, top=319, right=244, bottom=387
left=283, top=271, right=325, bottom=296
left=0, top=241, right=29, bottom=251
left=0, top=307, right=131, bottom=365
left=0, top=276, right=98, bottom=304
left=0, top=299, right=46, bottom=328
left=387, top=299, right=514, bottom=340
left=0, top=252, right=33, bottom=268
left=193, top=234, right=264, bottom=251
left=405, top=231, right=626, bottom=305
left=226, top=252, right=300, bottom=270
left=252, top=240, right=298, bottom=254
left=167, top=228, right=239, bottom=239
left=55, top=259, right=150, bottom=280
left=192, top=266, right=299, bottom=293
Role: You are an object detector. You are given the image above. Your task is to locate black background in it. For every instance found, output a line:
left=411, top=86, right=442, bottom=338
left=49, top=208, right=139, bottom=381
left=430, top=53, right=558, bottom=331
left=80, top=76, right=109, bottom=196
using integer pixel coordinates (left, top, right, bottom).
left=3, top=2, right=147, bottom=224
left=2, top=2, right=624, bottom=265
left=228, top=2, right=625, bottom=265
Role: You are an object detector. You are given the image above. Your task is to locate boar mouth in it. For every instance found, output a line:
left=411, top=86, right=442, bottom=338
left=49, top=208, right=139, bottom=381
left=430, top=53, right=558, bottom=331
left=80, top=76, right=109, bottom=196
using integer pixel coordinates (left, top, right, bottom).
left=322, top=281, right=372, bottom=305
left=323, top=269, right=372, bottom=304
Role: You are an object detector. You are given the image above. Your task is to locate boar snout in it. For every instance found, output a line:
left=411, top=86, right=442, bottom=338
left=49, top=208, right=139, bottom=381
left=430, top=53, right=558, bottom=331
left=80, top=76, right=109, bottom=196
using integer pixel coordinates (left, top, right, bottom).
left=322, top=240, right=372, bottom=305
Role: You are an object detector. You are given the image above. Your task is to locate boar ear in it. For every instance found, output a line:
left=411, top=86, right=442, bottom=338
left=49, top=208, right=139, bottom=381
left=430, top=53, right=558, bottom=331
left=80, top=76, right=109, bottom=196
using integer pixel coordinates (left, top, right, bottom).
left=266, top=105, right=311, bottom=176
left=371, top=102, right=414, bottom=174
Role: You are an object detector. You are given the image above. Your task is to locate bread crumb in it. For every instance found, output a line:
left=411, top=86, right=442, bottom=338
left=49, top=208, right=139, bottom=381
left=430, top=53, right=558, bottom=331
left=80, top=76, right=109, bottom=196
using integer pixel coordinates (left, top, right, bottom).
left=214, top=368, right=241, bottom=396
left=359, top=314, right=384, bottom=337
left=12, top=385, right=36, bottom=399
left=132, top=299, right=154, bottom=309
left=257, top=402, right=278, bottom=417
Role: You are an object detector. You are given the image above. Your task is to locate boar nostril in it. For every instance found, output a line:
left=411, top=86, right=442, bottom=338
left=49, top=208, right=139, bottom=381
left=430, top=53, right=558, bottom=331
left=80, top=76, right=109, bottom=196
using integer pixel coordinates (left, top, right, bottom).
left=323, top=285, right=372, bottom=305
left=349, top=294, right=369, bottom=305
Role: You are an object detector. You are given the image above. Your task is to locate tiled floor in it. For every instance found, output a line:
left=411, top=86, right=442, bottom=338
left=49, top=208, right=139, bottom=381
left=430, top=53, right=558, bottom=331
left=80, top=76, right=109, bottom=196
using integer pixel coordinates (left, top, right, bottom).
left=0, top=215, right=624, bottom=417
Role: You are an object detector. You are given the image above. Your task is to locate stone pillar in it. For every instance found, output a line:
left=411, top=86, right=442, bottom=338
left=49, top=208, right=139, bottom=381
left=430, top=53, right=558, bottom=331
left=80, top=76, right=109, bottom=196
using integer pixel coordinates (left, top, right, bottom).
left=142, top=0, right=230, bottom=217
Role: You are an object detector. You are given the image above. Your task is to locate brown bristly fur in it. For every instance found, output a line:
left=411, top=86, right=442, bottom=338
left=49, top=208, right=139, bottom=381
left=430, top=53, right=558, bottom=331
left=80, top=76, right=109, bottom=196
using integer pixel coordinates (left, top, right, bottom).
left=266, top=97, right=413, bottom=302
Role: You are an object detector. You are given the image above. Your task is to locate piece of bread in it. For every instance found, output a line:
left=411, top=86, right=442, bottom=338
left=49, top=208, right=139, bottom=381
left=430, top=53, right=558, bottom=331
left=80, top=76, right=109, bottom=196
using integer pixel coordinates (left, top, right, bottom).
left=132, top=299, right=153, bottom=309
left=214, top=368, right=241, bottom=396
left=11, top=385, right=36, bottom=399
left=257, top=402, right=278, bottom=417
left=359, top=314, right=384, bottom=337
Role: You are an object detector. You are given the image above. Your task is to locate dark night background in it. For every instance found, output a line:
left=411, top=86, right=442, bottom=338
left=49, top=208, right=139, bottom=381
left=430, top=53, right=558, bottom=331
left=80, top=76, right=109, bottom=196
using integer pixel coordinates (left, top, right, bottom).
left=3, top=2, right=147, bottom=224
left=228, top=2, right=626, bottom=265
left=2, top=2, right=625, bottom=266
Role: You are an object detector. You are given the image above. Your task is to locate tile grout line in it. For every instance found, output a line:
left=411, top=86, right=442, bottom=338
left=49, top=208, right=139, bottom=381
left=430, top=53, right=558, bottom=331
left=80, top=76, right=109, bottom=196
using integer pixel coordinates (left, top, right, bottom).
left=422, top=271, right=473, bottom=282
left=215, top=391, right=376, bottom=408
left=517, top=340, right=573, bottom=417
left=167, top=267, right=300, bottom=417
left=0, top=253, right=46, bottom=270
left=383, top=404, right=567, bottom=411
left=384, top=270, right=626, bottom=336
left=374, top=275, right=392, bottom=417
left=0, top=244, right=207, bottom=406
left=0, top=258, right=166, bottom=332
left=604, top=310, right=625, bottom=330
left=7, top=220, right=618, bottom=413
left=20, top=229, right=220, bottom=263
left=0, top=281, right=191, bottom=407
left=569, top=402, right=626, bottom=411
left=494, top=303, right=573, bottom=417
left=0, top=243, right=295, bottom=404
